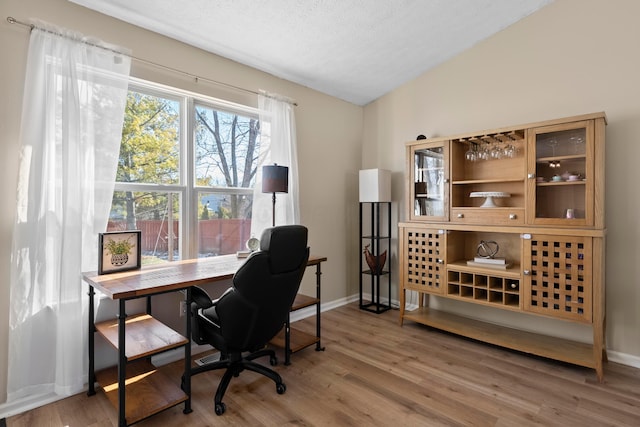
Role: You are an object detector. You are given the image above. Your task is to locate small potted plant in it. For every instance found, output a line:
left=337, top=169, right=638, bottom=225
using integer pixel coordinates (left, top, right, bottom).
left=105, top=235, right=135, bottom=266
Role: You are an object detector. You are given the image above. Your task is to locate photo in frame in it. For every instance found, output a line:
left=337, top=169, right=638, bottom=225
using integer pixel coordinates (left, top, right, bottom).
left=98, top=230, right=142, bottom=275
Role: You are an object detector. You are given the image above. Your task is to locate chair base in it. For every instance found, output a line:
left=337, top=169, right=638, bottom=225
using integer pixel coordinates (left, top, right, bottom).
left=187, top=348, right=286, bottom=415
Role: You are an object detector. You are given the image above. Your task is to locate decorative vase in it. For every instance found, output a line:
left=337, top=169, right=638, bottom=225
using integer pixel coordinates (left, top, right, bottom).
left=363, top=244, right=387, bottom=274
left=111, top=253, right=129, bottom=266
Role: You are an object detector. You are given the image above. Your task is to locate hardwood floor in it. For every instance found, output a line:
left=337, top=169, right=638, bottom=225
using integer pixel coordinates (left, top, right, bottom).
left=7, top=303, right=640, bottom=426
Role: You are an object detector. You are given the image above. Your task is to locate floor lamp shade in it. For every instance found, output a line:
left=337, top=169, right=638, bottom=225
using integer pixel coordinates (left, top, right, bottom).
left=262, top=164, right=289, bottom=194
left=262, top=164, right=289, bottom=226
left=359, top=169, right=391, bottom=202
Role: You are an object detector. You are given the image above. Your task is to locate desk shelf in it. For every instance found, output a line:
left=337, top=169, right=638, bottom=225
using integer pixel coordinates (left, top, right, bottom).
left=269, top=260, right=326, bottom=364
left=96, top=359, right=188, bottom=425
left=271, top=328, right=319, bottom=354
left=95, top=314, right=188, bottom=361
left=271, top=293, right=321, bottom=355
left=93, top=313, right=190, bottom=425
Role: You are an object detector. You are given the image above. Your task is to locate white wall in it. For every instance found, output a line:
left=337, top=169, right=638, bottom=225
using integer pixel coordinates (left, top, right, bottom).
left=363, top=0, right=640, bottom=360
left=0, top=0, right=363, bottom=404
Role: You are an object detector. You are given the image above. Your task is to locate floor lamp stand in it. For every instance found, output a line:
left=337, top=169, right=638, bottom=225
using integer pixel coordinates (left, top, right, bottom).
left=271, top=192, right=276, bottom=227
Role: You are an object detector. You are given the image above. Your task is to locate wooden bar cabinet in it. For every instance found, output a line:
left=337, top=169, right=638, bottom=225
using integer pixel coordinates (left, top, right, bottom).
left=399, top=112, right=607, bottom=381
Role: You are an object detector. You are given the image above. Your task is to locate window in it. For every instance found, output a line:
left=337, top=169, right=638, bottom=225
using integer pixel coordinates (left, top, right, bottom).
left=108, top=79, right=263, bottom=263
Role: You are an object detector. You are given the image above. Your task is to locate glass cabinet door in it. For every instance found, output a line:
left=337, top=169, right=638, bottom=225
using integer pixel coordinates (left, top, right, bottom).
left=408, top=141, right=449, bottom=221
left=527, top=120, right=594, bottom=226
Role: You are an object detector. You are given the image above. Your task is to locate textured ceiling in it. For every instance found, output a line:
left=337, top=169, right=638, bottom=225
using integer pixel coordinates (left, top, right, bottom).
left=69, top=0, right=553, bottom=105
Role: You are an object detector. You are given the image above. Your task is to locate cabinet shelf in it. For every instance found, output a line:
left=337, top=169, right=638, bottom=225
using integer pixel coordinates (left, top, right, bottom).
left=537, top=180, right=586, bottom=186
left=452, top=178, right=524, bottom=185
left=537, top=154, right=586, bottom=163
left=415, top=194, right=442, bottom=200
left=447, top=261, right=522, bottom=279
left=402, top=307, right=598, bottom=370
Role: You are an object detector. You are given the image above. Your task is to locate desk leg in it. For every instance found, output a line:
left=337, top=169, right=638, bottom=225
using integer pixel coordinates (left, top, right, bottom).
left=183, top=288, right=193, bottom=414
left=315, top=263, right=325, bottom=352
left=117, top=299, right=127, bottom=427
left=87, top=285, right=96, bottom=396
left=284, top=314, right=291, bottom=365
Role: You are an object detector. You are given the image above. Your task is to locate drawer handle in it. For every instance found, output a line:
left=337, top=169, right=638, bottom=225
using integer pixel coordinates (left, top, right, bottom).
left=523, top=270, right=531, bottom=276
left=457, top=213, right=464, bottom=218
left=509, top=213, right=517, bottom=220
left=528, top=173, right=535, bottom=179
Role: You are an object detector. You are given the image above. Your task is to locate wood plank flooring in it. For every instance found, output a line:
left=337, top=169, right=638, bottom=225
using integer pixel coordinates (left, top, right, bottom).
left=7, top=303, right=640, bottom=426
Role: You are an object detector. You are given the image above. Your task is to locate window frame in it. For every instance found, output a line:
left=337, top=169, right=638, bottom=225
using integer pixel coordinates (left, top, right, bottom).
left=112, top=77, right=262, bottom=260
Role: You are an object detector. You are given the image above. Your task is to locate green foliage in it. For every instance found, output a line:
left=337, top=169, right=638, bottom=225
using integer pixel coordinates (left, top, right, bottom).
left=113, top=92, right=181, bottom=226
left=104, top=235, right=135, bottom=255
left=119, top=91, right=179, bottom=185
left=201, top=204, right=210, bottom=220
left=217, top=205, right=230, bottom=219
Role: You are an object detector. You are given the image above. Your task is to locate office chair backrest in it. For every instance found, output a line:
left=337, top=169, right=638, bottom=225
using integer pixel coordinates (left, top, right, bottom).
left=215, top=225, right=309, bottom=351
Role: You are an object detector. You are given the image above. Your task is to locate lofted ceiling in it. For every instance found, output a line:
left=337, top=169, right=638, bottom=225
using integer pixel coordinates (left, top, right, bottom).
left=69, top=0, right=553, bottom=106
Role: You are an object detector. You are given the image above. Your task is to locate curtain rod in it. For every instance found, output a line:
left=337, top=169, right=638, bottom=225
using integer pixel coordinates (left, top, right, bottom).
left=6, top=16, right=298, bottom=106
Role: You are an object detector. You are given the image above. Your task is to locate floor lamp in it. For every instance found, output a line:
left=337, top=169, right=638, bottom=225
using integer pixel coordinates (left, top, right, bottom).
left=262, top=164, right=289, bottom=226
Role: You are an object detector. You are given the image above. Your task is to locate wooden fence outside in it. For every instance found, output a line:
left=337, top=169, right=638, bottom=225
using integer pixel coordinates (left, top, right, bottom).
left=107, top=219, right=252, bottom=256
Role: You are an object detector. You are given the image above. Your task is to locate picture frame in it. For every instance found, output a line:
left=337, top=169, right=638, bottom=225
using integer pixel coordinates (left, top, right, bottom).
left=98, top=230, right=142, bottom=275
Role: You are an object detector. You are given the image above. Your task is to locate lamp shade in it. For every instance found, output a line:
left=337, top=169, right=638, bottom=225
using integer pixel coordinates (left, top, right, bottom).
left=262, top=164, right=289, bottom=193
left=359, top=169, right=391, bottom=202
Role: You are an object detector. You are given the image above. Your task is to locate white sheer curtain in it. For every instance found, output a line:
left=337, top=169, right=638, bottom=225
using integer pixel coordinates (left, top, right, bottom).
left=7, top=22, right=130, bottom=402
left=251, top=91, right=300, bottom=237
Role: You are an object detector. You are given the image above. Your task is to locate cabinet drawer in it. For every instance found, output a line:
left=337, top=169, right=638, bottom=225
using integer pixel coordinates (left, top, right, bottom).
left=451, top=208, right=524, bottom=225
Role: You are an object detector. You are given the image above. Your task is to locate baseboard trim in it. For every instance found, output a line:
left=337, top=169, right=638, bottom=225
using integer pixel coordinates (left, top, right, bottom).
left=0, top=392, right=66, bottom=420
left=607, top=350, right=640, bottom=369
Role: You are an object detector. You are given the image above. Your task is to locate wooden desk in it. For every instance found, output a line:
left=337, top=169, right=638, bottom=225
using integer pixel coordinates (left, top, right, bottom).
left=83, top=254, right=326, bottom=426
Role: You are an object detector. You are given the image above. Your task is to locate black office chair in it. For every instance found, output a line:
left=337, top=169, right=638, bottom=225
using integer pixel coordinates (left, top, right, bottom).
left=188, top=225, right=309, bottom=415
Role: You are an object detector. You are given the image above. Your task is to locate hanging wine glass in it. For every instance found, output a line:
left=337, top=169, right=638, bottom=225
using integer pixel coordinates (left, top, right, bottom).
left=569, top=135, right=585, bottom=154
left=546, top=138, right=559, bottom=168
left=503, top=143, right=516, bottom=158
left=490, top=136, right=503, bottom=160
left=465, top=142, right=477, bottom=162
left=503, top=133, right=517, bottom=158
left=479, top=145, right=490, bottom=161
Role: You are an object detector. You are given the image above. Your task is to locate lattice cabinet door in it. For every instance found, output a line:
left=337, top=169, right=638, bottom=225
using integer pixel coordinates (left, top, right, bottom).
left=401, top=228, right=445, bottom=295
left=523, top=234, right=592, bottom=323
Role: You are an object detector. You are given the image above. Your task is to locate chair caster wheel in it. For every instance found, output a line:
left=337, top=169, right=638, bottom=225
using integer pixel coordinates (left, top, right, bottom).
left=276, top=383, right=286, bottom=394
left=215, top=402, right=226, bottom=415
left=270, top=355, right=278, bottom=366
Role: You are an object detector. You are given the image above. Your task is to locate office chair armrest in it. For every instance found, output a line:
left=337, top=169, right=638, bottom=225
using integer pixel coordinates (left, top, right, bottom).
left=210, top=287, right=234, bottom=306
left=191, top=286, right=214, bottom=309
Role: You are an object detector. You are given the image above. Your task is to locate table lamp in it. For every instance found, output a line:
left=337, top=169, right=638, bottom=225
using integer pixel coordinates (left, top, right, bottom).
left=262, top=164, right=289, bottom=226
